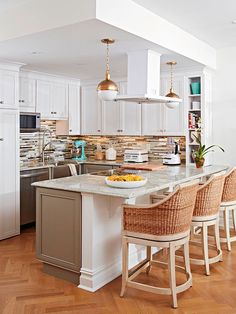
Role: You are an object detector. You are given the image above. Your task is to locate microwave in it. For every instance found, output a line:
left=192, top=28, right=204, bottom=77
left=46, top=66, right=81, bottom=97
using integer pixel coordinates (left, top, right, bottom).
left=20, top=112, right=41, bottom=132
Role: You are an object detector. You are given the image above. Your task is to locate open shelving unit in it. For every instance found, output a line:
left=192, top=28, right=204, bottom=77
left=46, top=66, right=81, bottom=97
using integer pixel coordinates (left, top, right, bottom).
left=187, top=76, right=201, bottom=164
left=185, top=70, right=212, bottom=165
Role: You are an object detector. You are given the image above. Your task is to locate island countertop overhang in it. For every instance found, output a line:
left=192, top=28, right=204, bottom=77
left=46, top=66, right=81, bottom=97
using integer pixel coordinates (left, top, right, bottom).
left=32, top=165, right=228, bottom=199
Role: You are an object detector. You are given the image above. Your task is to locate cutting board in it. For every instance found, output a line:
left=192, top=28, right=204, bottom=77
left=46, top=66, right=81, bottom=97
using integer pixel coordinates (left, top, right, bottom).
left=121, top=163, right=166, bottom=171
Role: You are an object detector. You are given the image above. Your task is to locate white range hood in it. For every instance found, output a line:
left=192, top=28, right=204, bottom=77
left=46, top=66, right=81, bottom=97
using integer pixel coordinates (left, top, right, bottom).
left=116, top=50, right=182, bottom=104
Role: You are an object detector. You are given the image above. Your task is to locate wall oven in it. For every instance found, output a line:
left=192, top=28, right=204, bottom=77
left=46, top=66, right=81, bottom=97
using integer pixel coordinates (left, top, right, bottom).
left=20, top=112, right=41, bottom=132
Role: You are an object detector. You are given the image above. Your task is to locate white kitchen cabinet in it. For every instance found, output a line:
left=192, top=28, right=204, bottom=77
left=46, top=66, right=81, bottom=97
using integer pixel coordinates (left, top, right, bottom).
left=102, top=99, right=120, bottom=135
left=141, top=103, right=163, bottom=135
left=36, top=79, right=68, bottom=120
left=52, top=82, right=68, bottom=119
left=102, top=82, right=141, bottom=135
left=141, top=76, right=185, bottom=136
left=161, top=76, right=185, bottom=136
left=119, top=81, right=141, bottom=135
left=0, top=109, right=20, bottom=240
left=36, top=80, right=52, bottom=118
left=81, top=82, right=141, bottom=136
left=81, top=85, right=102, bottom=135
left=56, top=83, right=80, bottom=136
left=19, top=76, right=36, bottom=112
left=0, top=69, right=18, bottom=110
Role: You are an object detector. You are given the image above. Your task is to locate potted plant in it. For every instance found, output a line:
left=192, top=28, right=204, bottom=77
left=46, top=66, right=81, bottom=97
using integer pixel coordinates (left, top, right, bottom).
left=192, top=135, right=224, bottom=168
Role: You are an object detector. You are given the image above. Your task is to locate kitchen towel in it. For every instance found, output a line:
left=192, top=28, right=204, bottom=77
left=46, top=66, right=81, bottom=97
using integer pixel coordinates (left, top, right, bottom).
left=68, top=164, right=77, bottom=176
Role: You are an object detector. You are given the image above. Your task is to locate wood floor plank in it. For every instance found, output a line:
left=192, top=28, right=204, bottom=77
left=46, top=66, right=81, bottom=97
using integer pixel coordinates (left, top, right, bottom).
left=0, top=227, right=236, bottom=313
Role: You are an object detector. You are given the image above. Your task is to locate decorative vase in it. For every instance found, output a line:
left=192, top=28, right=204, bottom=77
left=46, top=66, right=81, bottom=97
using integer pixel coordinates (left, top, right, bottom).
left=195, top=158, right=205, bottom=168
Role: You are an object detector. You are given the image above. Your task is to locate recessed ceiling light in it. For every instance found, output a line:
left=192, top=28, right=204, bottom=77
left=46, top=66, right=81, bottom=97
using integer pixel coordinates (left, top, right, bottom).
left=31, top=51, right=42, bottom=55
left=232, top=20, right=236, bottom=24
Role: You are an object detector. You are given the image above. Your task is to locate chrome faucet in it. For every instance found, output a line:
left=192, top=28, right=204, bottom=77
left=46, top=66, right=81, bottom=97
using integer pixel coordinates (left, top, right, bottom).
left=41, top=128, right=54, bottom=165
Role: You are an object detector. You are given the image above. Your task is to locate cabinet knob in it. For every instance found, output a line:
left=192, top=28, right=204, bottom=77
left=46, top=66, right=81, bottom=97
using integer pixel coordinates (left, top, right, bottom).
left=22, top=100, right=25, bottom=103
left=69, top=129, right=72, bottom=132
left=51, top=112, right=53, bottom=114
left=0, top=101, right=3, bottom=104
left=19, top=100, right=21, bottom=103
left=97, top=130, right=101, bottom=132
left=120, top=130, right=123, bottom=132
left=0, top=138, right=4, bottom=141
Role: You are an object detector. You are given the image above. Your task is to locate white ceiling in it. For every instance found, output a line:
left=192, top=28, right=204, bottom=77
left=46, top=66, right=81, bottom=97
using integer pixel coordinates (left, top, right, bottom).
left=0, top=19, right=201, bottom=79
left=133, top=0, right=236, bottom=49
left=0, top=0, right=31, bottom=12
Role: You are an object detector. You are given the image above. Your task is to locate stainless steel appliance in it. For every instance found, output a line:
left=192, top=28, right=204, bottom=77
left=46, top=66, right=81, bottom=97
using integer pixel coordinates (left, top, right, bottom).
left=20, top=112, right=41, bottom=132
left=20, top=168, right=50, bottom=226
left=124, top=149, right=149, bottom=163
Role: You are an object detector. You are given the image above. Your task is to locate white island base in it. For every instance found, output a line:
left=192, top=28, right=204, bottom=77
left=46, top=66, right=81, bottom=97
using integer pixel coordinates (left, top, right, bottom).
left=79, top=192, right=150, bottom=292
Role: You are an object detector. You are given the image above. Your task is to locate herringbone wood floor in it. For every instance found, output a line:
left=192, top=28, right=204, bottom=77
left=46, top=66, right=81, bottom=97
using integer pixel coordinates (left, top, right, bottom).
left=0, top=227, right=236, bottom=314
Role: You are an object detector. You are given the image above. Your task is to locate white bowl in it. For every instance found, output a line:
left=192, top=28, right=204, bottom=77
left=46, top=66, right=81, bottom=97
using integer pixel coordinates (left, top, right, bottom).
left=105, top=177, right=147, bottom=189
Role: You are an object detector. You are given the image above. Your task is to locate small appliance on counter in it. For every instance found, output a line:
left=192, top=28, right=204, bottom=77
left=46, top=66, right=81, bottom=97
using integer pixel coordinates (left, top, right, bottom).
left=72, top=140, right=87, bottom=161
left=105, top=143, right=117, bottom=161
left=163, top=141, right=181, bottom=166
left=124, top=149, right=149, bottom=163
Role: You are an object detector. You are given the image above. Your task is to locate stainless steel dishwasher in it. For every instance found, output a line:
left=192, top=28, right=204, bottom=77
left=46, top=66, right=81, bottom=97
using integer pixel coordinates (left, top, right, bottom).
left=20, top=168, right=50, bottom=226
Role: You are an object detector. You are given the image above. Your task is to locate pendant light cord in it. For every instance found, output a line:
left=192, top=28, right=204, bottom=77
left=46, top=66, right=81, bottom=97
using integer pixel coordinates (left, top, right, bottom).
left=106, top=42, right=110, bottom=80
left=170, top=63, right=173, bottom=92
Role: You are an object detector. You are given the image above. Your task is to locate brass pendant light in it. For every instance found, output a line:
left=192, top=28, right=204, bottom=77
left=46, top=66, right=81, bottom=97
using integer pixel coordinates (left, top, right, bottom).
left=165, top=61, right=180, bottom=109
left=97, top=38, right=118, bottom=101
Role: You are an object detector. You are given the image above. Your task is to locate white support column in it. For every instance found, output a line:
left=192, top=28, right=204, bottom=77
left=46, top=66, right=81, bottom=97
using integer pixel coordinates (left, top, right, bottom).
left=79, top=193, right=147, bottom=292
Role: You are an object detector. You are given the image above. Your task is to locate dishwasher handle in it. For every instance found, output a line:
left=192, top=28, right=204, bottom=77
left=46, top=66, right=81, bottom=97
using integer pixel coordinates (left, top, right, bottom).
left=20, top=171, right=49, bottom=179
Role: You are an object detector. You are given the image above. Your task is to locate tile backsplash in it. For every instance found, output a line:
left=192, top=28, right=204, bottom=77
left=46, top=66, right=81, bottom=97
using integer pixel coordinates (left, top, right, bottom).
left=20, top=120, right=186, bottom=167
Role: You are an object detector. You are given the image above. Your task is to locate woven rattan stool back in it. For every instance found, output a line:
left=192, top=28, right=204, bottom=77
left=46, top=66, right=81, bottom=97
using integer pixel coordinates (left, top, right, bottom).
left=123, top=181, right=199, bottom=237
left=193, top=173, right=225, bottom=217
left=222, top=167, right=236, bottom=202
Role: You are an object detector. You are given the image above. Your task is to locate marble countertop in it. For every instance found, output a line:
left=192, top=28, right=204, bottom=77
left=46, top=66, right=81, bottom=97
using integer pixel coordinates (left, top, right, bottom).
left=32, top=164, right=228, bottom=199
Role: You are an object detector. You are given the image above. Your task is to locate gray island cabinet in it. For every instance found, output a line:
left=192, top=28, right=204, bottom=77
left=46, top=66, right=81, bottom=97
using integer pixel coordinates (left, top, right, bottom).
left=33, top=165, right=228, bottom=292
left=36, top=188, right=82, bottom=284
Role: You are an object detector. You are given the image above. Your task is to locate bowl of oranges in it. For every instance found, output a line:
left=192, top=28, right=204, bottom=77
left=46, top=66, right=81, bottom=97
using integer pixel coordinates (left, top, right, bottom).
left=105, top=174, right=147, bottom=188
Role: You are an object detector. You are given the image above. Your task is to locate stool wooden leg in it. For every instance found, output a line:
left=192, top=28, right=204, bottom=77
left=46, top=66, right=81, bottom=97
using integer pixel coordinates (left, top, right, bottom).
left=120, top=238, right=129, bottom=297
left=232, top=208, right=236, bottom=231
left=214, top=219, right=223, bottom=262
left=202, top=224, right=210, bottom=276
left=224, top=209, right=231, bottom=251
left=183, top=241, right=192, bottom=286
left=168, top=243, right=178, bottom=308
left=146, top=246, right=152, bottom=274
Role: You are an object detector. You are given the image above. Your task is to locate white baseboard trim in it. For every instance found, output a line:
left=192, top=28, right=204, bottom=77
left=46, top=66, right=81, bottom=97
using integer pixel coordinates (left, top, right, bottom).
left=79, top=246, right=159, bottom=292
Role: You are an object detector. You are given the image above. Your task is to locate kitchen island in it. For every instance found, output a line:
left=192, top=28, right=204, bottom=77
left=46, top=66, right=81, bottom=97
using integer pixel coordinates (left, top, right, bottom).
left=33, top=164, right=228, bottom=292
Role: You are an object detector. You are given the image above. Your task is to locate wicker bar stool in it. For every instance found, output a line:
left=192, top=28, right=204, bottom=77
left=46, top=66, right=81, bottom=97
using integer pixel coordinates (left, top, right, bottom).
left=220, top=167, right=236, bottom=251
left=120, top=180, right=199, bottom=309
left=190, top=172, right=225, bottom=275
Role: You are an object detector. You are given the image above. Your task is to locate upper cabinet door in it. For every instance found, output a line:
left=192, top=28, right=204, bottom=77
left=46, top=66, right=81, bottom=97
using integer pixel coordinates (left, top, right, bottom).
left=119, top=82, right=141, bottom=136
left=19, top=77, right=36, bottom=112
left=141, top=103, right=163, bottom=135
left=52, top=82, right=68, bottom=119
left=36, top=80, right=52, bottom=119
left=102, top=99, right=120, bottom=135
left=161, top=76, right=185, bottom=135
left=0, top=70, right=18, bottom=110
left=68, top=84, right=80, bottom=135
left=81, top=85, right=102, bottom=135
